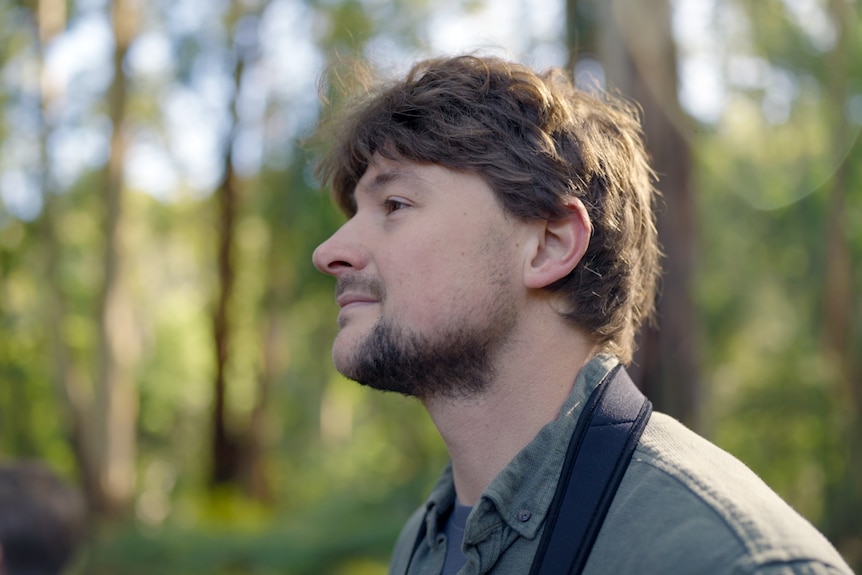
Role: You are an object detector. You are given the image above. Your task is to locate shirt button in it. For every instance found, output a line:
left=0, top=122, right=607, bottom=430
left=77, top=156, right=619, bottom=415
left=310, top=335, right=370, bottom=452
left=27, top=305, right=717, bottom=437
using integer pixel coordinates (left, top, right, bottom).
left=517, top=509, right=532, bottom=522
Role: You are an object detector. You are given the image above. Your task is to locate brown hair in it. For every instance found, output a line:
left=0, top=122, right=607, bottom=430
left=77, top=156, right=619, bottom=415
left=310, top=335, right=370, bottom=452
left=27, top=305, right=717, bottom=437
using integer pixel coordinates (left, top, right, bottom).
left=315, top=55, right=660, bottom=364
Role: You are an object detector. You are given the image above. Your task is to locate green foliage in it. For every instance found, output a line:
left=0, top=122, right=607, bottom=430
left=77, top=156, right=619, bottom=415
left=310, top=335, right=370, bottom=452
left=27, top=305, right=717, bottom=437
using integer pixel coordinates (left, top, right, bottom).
left=692, top=2, right=862, bottom=558
left=80, top=482, right=426, bottom=575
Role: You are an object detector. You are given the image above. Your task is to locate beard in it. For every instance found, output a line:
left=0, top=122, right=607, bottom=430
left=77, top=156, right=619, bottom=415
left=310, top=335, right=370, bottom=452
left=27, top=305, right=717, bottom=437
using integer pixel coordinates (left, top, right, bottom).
left=335, top=285, right=517, bottom=400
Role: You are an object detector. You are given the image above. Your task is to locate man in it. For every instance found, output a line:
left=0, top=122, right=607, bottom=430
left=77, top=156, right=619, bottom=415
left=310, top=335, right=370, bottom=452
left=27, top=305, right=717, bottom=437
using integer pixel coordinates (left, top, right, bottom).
left=0, top=461, right=85, bottom=575
left=312, top=55, right=852, bottom=574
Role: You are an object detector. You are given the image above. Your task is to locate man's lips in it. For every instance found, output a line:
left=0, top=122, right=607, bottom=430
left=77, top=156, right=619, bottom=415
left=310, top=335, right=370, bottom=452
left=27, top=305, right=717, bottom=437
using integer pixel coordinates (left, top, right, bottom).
left=335, top=276, right=384, bottom=311
left=336, top=293, right=380, bottom=309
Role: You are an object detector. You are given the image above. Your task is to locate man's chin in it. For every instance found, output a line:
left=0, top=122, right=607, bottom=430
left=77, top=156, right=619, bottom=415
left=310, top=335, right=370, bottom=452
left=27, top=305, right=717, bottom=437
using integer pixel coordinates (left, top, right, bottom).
left=331, top=342, right=359, bottom=378
left=333, top=317, right=371, bottom=347
left=330, top=332, right=412, bottom=395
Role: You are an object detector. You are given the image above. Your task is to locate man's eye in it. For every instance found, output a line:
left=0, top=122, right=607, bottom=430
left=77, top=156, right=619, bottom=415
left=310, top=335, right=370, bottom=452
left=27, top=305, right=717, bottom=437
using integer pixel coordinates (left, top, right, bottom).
left=382, top=198, right=409, bottom=214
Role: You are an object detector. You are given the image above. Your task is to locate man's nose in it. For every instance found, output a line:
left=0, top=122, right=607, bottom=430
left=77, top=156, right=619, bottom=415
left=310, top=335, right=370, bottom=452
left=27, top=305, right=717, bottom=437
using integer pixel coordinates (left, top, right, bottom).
left=312, top=221, right=368, bottom=277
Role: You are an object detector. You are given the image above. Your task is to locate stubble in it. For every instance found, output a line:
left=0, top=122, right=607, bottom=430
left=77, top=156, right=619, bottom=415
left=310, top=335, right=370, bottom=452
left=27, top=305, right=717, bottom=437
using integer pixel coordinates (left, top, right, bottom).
left=337, top=281, right=517, bottom=400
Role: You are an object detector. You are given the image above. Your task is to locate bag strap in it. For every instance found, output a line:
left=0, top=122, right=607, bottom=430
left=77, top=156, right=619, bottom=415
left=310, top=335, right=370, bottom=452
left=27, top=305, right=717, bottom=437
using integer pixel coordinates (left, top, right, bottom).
left=528, top=364, right=652, bottom=575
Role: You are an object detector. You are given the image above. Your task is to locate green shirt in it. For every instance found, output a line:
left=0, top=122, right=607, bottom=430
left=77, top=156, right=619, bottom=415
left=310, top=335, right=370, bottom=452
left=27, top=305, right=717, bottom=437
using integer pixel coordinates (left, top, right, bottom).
left=389, top=354, right=853, bottom=575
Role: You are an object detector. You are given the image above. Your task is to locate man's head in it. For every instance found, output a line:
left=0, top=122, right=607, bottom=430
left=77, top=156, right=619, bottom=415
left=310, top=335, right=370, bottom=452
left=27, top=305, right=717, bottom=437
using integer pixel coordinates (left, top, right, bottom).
left=313, top=155, right=527, bottom=398
left=0, top=462, right=85, bottom=575
left=313, top=54, right=660, bottom=395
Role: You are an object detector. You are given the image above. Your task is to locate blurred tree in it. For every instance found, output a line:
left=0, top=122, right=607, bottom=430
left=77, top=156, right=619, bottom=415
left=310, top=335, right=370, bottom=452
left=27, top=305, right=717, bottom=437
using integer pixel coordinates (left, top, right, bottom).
left=566, top=0, right=701, bottom=429
left=0, top=0, right=51, bottom=461
left=695, top=0, right=861, bottom=567
left=822, top=0, right=861, bottom=562
left=823, top=0, right=859, bottom=433
left=2, top=0, right=140, bottom=521
left=32, top=0, right=89, bottom=512
left=88, top=0, right=141, bottom=518
left=617, top=0, right=702, bottom=430
left=210, top=0, right=253, bottom=491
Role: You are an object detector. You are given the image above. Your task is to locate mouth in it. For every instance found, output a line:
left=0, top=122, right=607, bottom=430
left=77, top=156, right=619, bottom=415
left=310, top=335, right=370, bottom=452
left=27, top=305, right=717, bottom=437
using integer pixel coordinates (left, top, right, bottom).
left=336, top=293, right=380, bottom=310
left=335, top=293, right=379, bottom=328
left=334, top=277, right=384, bottom=323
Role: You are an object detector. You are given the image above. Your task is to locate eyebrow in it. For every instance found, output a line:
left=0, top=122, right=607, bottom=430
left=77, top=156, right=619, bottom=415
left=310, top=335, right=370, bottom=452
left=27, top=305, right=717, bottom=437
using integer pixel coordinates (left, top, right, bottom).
left=357, top=166, right=428, bottom=198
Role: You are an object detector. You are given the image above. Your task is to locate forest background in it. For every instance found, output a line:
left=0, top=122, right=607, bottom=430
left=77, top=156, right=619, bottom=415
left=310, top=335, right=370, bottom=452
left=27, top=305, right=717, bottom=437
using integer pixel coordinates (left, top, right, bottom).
left=0, top=0, right=860, bottom=573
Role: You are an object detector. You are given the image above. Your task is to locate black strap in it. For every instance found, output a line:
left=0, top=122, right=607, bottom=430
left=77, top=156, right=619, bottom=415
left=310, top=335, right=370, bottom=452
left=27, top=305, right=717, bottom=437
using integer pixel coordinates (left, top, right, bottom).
left=528, top=364, right=652, bottom=575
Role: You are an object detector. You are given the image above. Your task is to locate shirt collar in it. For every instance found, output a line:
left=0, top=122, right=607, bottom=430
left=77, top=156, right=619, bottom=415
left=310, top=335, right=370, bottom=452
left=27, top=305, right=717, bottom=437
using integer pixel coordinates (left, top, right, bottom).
left=476, top=353, right=619, bottom=540
left=421, top=354, right=620, bottom=543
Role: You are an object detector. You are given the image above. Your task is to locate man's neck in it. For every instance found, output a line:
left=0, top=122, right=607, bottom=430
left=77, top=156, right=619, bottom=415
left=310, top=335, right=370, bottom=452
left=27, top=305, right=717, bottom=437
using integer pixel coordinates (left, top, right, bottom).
left=422, top=320, right=597, bottom=506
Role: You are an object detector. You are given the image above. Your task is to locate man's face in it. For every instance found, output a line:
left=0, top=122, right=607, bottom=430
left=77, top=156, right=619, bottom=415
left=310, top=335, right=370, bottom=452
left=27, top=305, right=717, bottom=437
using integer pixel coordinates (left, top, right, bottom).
left=312, top=154, right=528, bottom=399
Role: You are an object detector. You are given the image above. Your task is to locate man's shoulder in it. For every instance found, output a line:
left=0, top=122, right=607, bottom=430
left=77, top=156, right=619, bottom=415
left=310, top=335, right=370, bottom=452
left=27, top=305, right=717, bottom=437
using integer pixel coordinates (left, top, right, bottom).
left=588, top=411, right=852, bottom=574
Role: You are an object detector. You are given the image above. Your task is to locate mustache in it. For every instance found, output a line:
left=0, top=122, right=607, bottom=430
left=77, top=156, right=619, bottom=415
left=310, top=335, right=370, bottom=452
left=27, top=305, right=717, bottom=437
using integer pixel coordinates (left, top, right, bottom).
left=335, top=275, right=386, bottom=301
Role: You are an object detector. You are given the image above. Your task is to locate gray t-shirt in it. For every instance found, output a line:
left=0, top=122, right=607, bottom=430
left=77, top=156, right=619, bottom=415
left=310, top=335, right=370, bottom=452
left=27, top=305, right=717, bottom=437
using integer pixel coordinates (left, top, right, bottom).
left=441, top=499, right=472, bottom=575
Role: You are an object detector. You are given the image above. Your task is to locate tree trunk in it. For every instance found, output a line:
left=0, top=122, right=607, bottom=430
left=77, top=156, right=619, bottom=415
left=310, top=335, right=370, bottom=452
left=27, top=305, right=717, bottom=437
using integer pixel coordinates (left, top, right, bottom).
left=564, top=0, right=599, bottom=72
left=823, top=0, right=857, bottom=416
left=33, top=0, right=101, bottom=514
left=90, top=0, right=140, bottom=518
left=242, top=303, right=279, bottom=502
left=211, top=150, right=242, bottom=486
left=209, top=3, right=275, bottom=497
left=210, top=0, right=251, bottom=488
left=567, top=0, right=702, bottom=429
left=824, top=0, right=861, bottom=561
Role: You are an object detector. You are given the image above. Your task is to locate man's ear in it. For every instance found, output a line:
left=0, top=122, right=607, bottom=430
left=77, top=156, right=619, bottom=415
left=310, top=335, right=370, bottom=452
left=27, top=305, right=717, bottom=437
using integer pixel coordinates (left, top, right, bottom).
left=523, top=197, right=591, bottom=289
